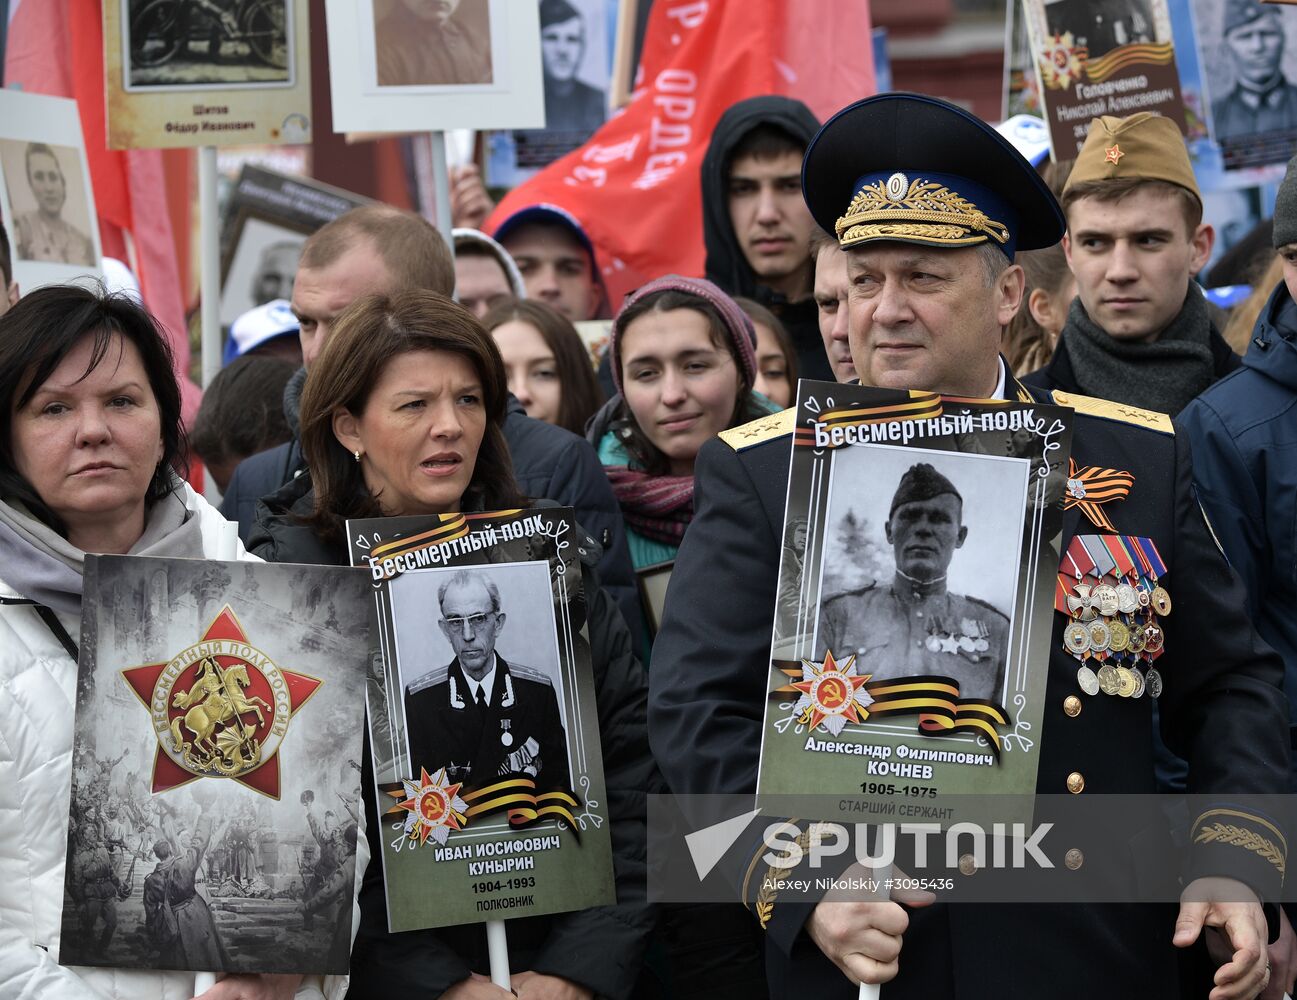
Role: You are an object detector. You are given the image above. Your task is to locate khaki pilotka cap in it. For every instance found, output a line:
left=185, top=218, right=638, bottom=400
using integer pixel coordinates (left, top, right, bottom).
left=1062, top=112, right=1201, bottom=206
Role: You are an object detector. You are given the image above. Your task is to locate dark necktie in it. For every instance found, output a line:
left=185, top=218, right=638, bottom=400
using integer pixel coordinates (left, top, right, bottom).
left=476, top=686, right=487, bottom=709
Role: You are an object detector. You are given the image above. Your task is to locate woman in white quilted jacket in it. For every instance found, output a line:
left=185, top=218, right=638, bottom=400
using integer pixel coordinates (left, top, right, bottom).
left=0, top=286, right=354, bottom=1000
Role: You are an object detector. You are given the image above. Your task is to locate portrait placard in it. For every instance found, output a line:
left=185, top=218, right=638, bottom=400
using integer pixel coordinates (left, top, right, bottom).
left=218, top=166, right=370, bottom=331
left=325, top=0, right=544, bottom=133
left=59, top=556, right=370, bottom=975
left=1020, top=0, right=1188, bottom=157
left=0, top=90, right=103, bottom=293
left=347, top=506, right=615, bottom=932
left=1191, top=0, right=1297, bottom=169
left=756, top=382, right=1074, bottom=828
left=104, top=0, right=311, bottom=150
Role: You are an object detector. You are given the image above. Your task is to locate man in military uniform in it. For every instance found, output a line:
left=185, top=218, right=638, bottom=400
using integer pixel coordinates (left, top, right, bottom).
left=818, top=463, right=1009, bottom=702
left=1212, top=0, right=1297, bottom=143
left=649, top=92, right=1290, bottom=1000
left=404, top=569, right=572, bottom=794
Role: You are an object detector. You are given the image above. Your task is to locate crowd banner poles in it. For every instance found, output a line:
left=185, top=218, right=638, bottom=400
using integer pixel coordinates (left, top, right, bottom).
left=199, top=145, right=221, bottom=390
left=429, top=131, right=453, bottom=252
left=198, top=145, right=222, bottom=504
left=486, top=919, right=511, bottom=988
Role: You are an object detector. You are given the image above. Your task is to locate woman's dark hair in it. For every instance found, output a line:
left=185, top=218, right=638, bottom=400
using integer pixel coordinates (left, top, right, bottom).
left=0, top=283, right=186, bottom=536
left=299, top=290, right=524, bottom=540
left=612, top=288, right=762, bottom=476
left=733, top=296, right=799, bottom=388
left=481, top=297, right=604, bottom=436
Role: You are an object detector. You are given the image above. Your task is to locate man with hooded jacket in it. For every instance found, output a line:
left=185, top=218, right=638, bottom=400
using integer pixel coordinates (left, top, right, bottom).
left=701, top=95, right=833, bottom=383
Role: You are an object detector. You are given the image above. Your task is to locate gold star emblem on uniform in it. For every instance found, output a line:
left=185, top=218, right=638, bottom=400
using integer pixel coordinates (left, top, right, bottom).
left=1104, top=143, right=1124, bottom=165
left=790, top=650, right=874, bottom=736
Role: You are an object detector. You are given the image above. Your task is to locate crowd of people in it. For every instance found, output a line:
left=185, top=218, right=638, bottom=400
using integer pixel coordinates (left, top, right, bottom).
left=1, top=81, right=1296, bottom=1000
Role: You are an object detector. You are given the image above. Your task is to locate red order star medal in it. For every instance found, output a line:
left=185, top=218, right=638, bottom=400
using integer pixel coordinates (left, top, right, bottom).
left=395, top=767, right=469, bottom=847
left=1105, top=143, right=1124, bottom=165
left=122, top=605, right=322, bottom=798
left=791, top=650, right=874, bottom=735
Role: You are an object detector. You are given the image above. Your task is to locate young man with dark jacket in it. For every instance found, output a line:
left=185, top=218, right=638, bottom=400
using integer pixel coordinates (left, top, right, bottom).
left=1023, top=112, right=1237, bottom=416
left=701, top=95, right=832, bottom=383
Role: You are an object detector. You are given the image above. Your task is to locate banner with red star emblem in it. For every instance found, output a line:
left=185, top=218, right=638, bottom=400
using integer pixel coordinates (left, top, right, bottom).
left=60, top=555, right=370, bottom=976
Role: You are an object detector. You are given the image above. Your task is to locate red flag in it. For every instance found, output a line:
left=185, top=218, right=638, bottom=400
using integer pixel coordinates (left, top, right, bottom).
left=6, top=0, right=199, bottom=425
left=486, top=0, right=875, bottom=309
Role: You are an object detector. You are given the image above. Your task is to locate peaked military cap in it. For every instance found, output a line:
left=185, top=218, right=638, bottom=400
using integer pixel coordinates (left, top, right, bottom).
left=802, top=92, right=1065, bottom=258
left=889, top=463, right=962, bottom=517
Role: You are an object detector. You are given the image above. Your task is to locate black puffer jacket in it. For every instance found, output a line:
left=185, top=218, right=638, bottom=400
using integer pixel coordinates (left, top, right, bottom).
left=249, top=476, right=659, bottom=999
left=700, top=95, right=831, bottom=383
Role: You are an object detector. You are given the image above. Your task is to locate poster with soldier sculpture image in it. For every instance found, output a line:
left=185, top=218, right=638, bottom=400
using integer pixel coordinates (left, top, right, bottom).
left=59, top=556, right=369, bottom=975
left=347, top=506, right=615, bottom=932
left=757, top=382, right=1074, bottom=828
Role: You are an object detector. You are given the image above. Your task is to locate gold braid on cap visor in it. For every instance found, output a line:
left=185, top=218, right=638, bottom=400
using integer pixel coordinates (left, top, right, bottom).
left=835, top=174, right=1011, bottom=250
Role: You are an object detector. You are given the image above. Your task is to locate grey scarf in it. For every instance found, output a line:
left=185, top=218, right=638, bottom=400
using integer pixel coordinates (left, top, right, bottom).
left=1059, top=284, right=1219, bottom=416
left=0, top=479, right=205, bottom=615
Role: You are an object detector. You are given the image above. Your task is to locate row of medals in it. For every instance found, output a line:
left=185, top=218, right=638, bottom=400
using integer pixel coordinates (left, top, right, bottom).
left=1062, top=579, right=1170, bottom=699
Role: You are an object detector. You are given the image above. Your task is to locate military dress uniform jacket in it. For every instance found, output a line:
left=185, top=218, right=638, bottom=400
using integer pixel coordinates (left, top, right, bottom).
left=648, top=374, right=1290, bottom=1000
left=405, top=655, right=573, bottom=794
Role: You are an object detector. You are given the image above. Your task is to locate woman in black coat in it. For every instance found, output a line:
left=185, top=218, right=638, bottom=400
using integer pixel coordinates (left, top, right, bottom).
left=249, top=290, right=657, bottom=1000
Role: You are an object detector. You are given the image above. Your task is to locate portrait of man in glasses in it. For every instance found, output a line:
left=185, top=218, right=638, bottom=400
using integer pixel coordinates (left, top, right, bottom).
left=403, top=568, right=571, bottom=794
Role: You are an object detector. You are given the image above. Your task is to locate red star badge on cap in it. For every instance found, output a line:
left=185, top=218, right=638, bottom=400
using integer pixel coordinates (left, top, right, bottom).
left=1105, top=143, right=1124, bottom=165
left=122, top=605, right=321, bottom=798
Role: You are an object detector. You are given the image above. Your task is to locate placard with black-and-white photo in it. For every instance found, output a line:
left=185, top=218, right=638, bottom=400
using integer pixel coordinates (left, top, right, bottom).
left=347, top=506, right=614, bottom=932
left=757, top=381, right=1074, bottom=827
left=0, top=90, right=103, bottom=293
left=104, top=0, right=312, bottom=149
left=1191, top=0, right=1297, bottom=169
left=325, top=0, right=544, bottom=132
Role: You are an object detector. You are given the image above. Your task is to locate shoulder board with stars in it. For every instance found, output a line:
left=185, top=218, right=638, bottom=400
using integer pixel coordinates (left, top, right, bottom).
left=719, top=407, right=796, bottom=452
left=1050, top=390, right=1173, bottom=436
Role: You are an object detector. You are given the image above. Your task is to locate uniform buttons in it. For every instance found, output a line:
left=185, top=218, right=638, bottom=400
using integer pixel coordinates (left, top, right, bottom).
left=1063, top=696, right=1082, bottom=718
left=1064, top=848, right=1084, bottom=870
left=958, top=853, right=977, bottom=876
left=916, top=611, right=923, bottom=618
left=1066, top=771, right=1085, bottom=794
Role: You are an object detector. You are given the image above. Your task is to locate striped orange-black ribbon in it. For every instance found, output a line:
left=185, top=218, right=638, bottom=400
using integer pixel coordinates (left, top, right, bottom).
left=386, top=776, right=583, bottom=839
left=1063, top=457, right=1134, bottom=531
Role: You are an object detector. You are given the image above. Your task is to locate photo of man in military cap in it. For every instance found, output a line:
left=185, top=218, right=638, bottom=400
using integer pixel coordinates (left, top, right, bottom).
left=817, top=461, right=1010, bottom=702
left=1209, top=0, right=1297, bottom=143
left=402, top=566, right=572, bottom=795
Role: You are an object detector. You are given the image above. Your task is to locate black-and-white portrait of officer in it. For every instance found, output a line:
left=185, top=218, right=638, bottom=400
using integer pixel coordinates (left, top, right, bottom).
left=398, top=565, right=571, bottom=793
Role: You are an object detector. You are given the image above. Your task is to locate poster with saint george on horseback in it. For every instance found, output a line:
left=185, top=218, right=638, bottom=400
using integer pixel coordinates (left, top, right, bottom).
left=58, top=555, right=370, bottom=975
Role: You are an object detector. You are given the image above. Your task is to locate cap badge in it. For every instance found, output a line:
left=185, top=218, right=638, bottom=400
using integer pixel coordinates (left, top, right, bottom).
left=1104, top=143, right=1124, bottom=165
left=836, top=175, right=1009, bottom=250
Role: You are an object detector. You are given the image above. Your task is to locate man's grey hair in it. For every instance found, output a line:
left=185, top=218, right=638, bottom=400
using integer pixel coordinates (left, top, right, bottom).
left=975, top=241, right=1015, bottom=287
left=437, top=569, right=502, bottom=614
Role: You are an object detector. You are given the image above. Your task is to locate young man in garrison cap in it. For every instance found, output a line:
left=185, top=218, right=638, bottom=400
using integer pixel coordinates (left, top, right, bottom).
left=649, top=92, right=1289, bottom=1000
left=1023, top=112, right=1237, bottom=416
left=1180, top=152, right=1297, bottom=989
left=1213, top=0, right=1297, bottom=143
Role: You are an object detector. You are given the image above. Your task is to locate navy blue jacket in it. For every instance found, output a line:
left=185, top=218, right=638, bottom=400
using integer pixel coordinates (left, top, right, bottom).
left=1180, top=282, right=1297, bottom=742
left=220, top=395, right=643, bottom=639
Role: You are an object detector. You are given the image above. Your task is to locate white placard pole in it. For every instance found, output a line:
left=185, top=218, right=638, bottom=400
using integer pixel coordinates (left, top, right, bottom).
left=486, top=919, right=510, bottom=988
left=198, top=145, right=222, bottom=505
left=429, top=131, right=453, bottom=251
left=194, top=972, right=217, bottom=994
left=859, top=829, right=892, bottom=1000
